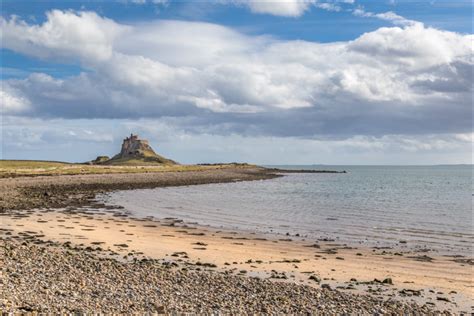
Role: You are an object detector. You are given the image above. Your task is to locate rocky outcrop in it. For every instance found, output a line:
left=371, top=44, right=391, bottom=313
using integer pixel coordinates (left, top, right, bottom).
left=91, top=134, right=176, bottom=165
left=115, top=134, right=156, bottom=159
left=90, top=156, right=110, bottom=164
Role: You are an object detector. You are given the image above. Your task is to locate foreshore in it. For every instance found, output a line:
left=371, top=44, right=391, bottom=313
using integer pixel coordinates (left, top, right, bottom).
left=1, top=166, right=472, bottom=314
left=0, top=164, right=278, bottom=211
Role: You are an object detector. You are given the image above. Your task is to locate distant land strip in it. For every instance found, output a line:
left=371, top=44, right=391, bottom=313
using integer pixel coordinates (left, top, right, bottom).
left=265, top=168, right=347, bottom=174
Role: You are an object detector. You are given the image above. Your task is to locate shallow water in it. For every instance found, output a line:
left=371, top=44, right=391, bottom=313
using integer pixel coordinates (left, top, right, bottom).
left=101, top=165, right=473, bottom=256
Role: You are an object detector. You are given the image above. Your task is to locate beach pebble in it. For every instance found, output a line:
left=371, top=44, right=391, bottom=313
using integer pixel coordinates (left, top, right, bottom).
left=1, top=238, right=447, bottom=314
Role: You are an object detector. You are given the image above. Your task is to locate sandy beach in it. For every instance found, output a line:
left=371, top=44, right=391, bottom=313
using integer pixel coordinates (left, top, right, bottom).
left=1, top=167, right=472, bottom=314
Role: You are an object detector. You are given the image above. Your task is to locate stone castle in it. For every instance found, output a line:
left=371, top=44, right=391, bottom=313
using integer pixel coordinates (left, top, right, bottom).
left=116, top=133, right=157, bottom=158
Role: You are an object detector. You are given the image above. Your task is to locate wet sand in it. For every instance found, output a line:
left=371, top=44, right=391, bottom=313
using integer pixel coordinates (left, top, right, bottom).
left=1, top=167, right=472, bottom=314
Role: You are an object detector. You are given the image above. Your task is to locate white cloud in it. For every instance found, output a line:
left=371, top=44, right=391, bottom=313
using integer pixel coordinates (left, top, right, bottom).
left=229, top=0, right=355, bottom=17
left=315, top=3, right=341, bottom=12
left=0, top=10, right=128, bottom=63
left=1, top=86, right=31, bottom=114
left=226, top=0, right=422, bottom=27
left=0, top=11, right=472, bottom=141
left=236, top=0, right=315, bottom=17
left=348, top=23, right=473, bottom=70
left=352, top=7, right=420, bottom=27
left=114, top=20, right=271, bottom=67
left=454, top=133, right=474, bottom=143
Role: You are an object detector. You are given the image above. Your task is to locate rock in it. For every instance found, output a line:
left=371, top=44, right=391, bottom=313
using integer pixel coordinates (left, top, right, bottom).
left=399, top=289, right=421, bottom=296
left=91, top=156, right=110, bottom=164
left=321, top=284, right=332, bottom=290
left=382, top=278, right=393, bottom=285
left=155, top=304, right=166, bottom=314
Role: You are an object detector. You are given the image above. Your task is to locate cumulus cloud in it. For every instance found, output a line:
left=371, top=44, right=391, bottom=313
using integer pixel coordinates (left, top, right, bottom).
left=0, top=10, right=128, bottom=63
left=0, top=10, right=472, bottom=141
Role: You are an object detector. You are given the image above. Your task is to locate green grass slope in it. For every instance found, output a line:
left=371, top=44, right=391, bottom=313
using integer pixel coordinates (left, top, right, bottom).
left=104, top=148, right=177, bottom=166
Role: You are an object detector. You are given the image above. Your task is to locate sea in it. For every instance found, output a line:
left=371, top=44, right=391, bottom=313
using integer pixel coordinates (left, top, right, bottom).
left=100, top=165, right=473, bottom=256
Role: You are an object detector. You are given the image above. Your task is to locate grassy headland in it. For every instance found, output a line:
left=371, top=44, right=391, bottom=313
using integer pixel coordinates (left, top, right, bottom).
left=0, top=160, right=253, bottom=178
left=0, top=162, right=275, bottom=211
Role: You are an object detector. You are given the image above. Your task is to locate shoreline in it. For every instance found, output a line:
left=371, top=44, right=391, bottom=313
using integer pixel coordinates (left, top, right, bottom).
left=97, top=182, right=473, bottom=258
left=0, top=165, right=279, bottom=211
left=1, top=167, right=472, bottom=314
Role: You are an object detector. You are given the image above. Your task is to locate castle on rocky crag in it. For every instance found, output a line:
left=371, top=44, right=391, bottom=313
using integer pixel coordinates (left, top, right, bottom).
left=90, top=133, right=176, bottom=165
left=116, top=133, right=156, bottom=158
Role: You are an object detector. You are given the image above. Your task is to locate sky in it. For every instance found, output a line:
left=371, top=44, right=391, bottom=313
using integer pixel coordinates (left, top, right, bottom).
left=1, top=0, right=473, bottom=165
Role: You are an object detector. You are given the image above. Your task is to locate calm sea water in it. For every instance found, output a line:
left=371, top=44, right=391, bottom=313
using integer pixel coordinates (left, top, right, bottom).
left=101, top=165, right=473, bottom=255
